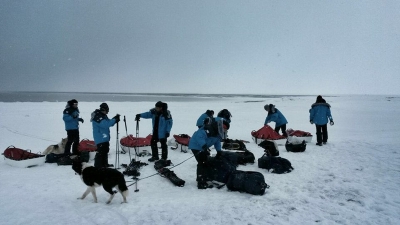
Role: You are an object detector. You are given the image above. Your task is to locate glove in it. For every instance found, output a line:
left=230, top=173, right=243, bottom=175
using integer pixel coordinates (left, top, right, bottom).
left=216, top=151, right=222, bottom=159
left=78, top=118, right=84, bottom=123
left=113, top=114, right=120, bottom=123
left=310, top=120, right=313, bottom=124
left=165, top=133, right=170, bottom=138
left=330, top=121, right=334, bottom=126
left=202, top=144, right=210, bottom=155
left=135, top=114, right=141, bottom=121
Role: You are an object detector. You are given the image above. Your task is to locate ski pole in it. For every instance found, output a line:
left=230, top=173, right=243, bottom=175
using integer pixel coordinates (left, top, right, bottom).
left=115, top=121, right=120, bottom=169
left=134, top=119, right=140, bottom=192
left=123, top=116, right=132, bottom=162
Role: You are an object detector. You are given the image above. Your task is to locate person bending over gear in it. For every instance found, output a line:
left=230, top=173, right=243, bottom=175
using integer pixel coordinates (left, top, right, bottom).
left=196, top=110, right=214, bottom=128
left=189, top=118, right=230, bottom=189
left=264, top=104, right=288, bottom=137
left=135, top=101, right=173, bottom=162
left=215, top=109, right=232, bottom=124
left=62, top=99, right=84, bottom=156
left=91, top=103, right=120, bottom=168
left=309, top=95, right=334, bottom=146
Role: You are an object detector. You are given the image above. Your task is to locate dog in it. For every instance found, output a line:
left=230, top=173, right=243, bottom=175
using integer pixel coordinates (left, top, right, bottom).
left=72, top=157, right=129, bottom=204
left=43, top=137, right=68, bottom=155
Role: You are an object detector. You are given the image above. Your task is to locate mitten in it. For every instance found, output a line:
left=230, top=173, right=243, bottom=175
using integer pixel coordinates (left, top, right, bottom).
left=113, top=114, right=120, bottom=123
left=165, top=133, right=170, bottom=138
left=310, top=120, right=313, bottom=124
left=202, top=144, right=210, bottom=155
left=330, top=121, right=334, bottom=126
left=135, top=114, right=141, bottom=121
left=78, top=118, right=84, bottom=123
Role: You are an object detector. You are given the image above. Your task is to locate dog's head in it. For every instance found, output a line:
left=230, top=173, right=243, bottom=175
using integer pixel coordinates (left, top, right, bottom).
left=61, top=137, right=68, bottom=147
left=72, top=156, right=83, bottom=175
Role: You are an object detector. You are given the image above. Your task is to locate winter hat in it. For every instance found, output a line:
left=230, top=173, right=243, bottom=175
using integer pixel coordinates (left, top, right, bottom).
left=217, top=109, right=232, bottom=121
left=68, top=99, right=78, bottom=107
left=161, top=102, right=168, bottom=111
left=155, top=101, right=163, bottom=108
left=99, top=103, right=109, bottom=112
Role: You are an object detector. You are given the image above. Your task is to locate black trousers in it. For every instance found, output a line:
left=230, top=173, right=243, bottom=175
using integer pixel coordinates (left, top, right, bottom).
left=65, top=129, right=80, bottom=155
left=192, top=150, right=210, bottom=183
left=275, top=124, right=287, bottom=137
left=315, top=124, right=328, bottom=144
left=151, top=137, right=168, bottom=159
left=94, top=142, right=110, bottom=168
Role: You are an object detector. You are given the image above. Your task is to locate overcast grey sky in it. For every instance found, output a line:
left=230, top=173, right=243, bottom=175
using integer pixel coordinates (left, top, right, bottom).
left=0, top=0, right=399, bottom=95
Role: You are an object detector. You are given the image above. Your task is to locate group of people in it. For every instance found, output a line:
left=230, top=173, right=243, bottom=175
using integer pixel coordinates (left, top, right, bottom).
left=62, top=95, right=333, bottom=188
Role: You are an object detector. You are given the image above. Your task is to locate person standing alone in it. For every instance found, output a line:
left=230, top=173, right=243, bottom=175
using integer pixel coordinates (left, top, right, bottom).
left=63, top=99, right=84, bottom=156
left=309, top=95, right=334, bottom=146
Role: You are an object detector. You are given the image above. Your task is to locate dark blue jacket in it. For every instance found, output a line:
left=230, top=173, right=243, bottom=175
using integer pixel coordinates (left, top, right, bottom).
left=188, top=127, right=222, bottom=152
left=140, top=109, right=173, bottom=139
left=91, top=109, right=117, bottom=145
left=63, top=107, right=80, bottom=130
left=309, top=103, right=333, bottom=125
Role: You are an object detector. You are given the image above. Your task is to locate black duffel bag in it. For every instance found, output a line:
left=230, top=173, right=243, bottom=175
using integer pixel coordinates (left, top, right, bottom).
left=226, top=170, right=269, bottom=195
left=285, top=140, right=306, bottom=152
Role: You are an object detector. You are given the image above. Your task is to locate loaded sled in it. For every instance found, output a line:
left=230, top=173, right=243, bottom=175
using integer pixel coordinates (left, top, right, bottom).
left=120, top=134, right=152, bottom=156
left=286, top=128, right=313, bottom=143
left=251, top=125, right=287, bottom=145
left=168, top=134, right=191, bottom=153
left=3, top=146, right=45, bottom=168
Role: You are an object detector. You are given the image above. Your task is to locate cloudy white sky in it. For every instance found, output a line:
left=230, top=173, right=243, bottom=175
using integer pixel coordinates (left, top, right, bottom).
left=1, top=0, right=399, bottom=95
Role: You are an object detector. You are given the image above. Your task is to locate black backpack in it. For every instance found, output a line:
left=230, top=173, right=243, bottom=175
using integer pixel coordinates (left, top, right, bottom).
left=258, top=154, right=294, bottom=174
left=204, top=156, right=237, bottom=183
left=221, top=150, right=255, bottom=165
left=222, top=139, right=247, bottom=150
left=258, top=140, right=279, bottom=156
left=226, top=170, right=269, bottom=195
left=285, top=140, right=306, bottom=152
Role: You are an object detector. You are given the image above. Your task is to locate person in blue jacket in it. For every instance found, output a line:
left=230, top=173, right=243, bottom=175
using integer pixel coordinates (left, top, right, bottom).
left=62, top=99, right=84, bottom=156
left=135, top=101, right=173, bottom=162
left=264, top=104, right=288, bottom=137
left=215, top=109, right=232, bottom=124
left=196, top=110, right=214, bottom=128
left=189, top=119, right=230, bottom=189
left=91, top=103, right=120, bottom=168
left=309, top=95, right=334, bottom=146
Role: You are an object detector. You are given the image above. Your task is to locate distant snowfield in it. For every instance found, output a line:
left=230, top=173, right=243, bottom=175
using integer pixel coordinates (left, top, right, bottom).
left=0, top=95, right=399, bottom=225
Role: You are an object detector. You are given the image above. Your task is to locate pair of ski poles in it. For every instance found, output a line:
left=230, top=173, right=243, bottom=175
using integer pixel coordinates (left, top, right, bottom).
left=115, top=115, right=140, bottom=192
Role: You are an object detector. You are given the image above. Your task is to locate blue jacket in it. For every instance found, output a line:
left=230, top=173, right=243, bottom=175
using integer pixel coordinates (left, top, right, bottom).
left=63, top=107, right=80, bottom=130
left=188, top=127, right=222, bottom=152
left=91, top=109, right=117, bottom=145
left=265, top=108, right=288, bottom=127
left=140, top=109, right=173, bottom=139
left=309, top=103, right=333, bottom=125
left=196, top=113, right=213, bottom=127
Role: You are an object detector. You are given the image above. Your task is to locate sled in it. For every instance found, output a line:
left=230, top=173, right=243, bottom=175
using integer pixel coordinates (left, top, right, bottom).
left=169, top=134, right=191, bottom=153
left=78, top=139, right=97, bottom=161
left=120, top=134, right=152, bottom=156
left=3, top=146, right=45, bottom=168
left=251, top=125, right=287, bottom=146
left=286, top=129, right=313, bottom=143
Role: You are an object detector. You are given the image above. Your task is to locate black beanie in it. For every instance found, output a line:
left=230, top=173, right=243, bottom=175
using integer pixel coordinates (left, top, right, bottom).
left=68, top=99, right=78, bottom=107
left=99, top=103, right=109, bottom=112
left=155, top=101, right=163, bottom=108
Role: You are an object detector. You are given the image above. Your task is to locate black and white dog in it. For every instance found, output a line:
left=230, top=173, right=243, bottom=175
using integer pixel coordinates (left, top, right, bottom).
left=72, top=157, right=129, bottom=204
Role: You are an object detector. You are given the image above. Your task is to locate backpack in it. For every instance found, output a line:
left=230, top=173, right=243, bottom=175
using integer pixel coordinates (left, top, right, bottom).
left=56, top=156, right=73, bottom=166
left=221, top=150, right=255, bottom=165
left=258, top=140, right=279, bottom=156
left=222, top=139, right=247, bottom=150
left=226, top=170, right=269, bottom=195
left=285, top=140, right=306, bottom=152
left=258, top=154, right=294, bottom=174
left=204, top=156, right=237, bottom=183
left=45, top=153, right=64, bottom=163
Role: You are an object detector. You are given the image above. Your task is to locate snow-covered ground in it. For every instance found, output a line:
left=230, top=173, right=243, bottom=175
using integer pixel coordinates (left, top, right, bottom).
left=0, top=95, right=399, bottom=225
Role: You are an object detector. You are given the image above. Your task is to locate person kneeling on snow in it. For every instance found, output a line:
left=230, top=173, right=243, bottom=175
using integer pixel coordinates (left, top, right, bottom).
left=188, top=118, right=230, bottom=189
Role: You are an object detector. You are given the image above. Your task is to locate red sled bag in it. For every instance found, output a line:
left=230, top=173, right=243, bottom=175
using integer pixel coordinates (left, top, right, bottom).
left=120, top=134, right=152, bottom=147
left=251, top=125, right=287, bottom=145
left=3, top=146, right=45, bottom=168
left=78, top=139, right=97, bottom=152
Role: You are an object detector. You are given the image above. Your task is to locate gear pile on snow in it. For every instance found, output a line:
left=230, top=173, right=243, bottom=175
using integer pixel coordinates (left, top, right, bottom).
left=154, top=159, right=185, bottom=187
left=122, top=159, right=148, bottom=177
